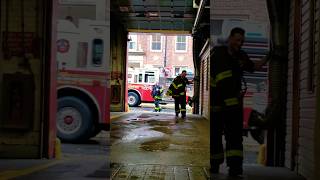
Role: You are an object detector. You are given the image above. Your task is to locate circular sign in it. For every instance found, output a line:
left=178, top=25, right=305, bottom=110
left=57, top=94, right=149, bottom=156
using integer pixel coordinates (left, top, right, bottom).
left=57, top=39, right=70, bottom=53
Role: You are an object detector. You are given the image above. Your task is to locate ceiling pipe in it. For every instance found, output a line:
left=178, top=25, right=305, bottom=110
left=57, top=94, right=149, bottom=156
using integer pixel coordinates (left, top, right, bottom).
left=192, top=0, right=207, bottom=34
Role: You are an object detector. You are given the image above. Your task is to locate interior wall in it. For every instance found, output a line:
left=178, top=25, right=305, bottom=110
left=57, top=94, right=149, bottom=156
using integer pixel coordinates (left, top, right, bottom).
left=110, top=13, right=127, bottom=112
left=314, top=0, right=320, bottom=179
left=0, top=0, right=45, bottom=158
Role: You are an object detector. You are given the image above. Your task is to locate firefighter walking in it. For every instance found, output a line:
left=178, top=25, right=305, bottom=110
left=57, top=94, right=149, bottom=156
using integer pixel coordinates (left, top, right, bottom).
left=211, top=27, right=268, bottom=177
left=151, top=82, right=163, bottom=112
left=167, top=70, right=190, bottom=118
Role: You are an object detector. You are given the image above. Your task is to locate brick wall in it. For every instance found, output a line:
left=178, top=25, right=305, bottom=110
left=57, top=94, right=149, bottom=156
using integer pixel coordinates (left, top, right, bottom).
left=199, top=45, right=210, bottom=120
left=286, top=0, right=319, bottom=179
left=129, top=33, right=194, bottom=76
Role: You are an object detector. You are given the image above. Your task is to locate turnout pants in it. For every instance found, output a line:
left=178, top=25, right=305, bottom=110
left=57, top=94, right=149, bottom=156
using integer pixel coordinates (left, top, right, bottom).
left=211, top=106, right=243, bottom=168
left=154, top=99, right=161, bottom=111
left=174, top=95, right=186, bottom=116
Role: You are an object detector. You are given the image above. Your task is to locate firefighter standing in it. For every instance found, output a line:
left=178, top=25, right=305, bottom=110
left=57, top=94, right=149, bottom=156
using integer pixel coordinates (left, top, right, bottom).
left=151, top=82, right=163, bottom=112
left=211, top=27, right=268, bottom=176
left=167, top=70, right=190, bottom=118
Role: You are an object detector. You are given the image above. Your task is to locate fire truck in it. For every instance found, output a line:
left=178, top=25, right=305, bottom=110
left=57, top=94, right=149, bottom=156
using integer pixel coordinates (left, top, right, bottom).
left=56, top=2, right=110, bottom=142
left=127, top=67, right=192, bottom=107
left=127, top=68, right=160, bottom=107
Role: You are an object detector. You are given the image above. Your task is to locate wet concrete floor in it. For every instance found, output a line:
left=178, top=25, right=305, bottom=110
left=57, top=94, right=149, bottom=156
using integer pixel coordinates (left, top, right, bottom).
left=110, top=112, right=210, bottom=179
left=110, top=112, right=307, bottom=180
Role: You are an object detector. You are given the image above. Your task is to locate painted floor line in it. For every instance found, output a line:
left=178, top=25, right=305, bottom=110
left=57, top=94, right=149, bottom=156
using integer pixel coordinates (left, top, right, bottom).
left=0, top=160, right=61, bottom=180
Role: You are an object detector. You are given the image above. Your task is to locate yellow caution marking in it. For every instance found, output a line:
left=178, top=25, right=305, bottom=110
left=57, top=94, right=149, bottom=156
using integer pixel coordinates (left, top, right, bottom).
left=0, top=161, right=61, bottom=180
left=55, top=138, right=62, bottom=160
left=257, top=144, right=266, bottom=165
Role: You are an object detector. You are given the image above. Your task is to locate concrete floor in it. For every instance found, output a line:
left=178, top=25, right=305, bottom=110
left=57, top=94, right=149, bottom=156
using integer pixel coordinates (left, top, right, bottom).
left=110, top=112, right=306, bottom=180
left=212, top=165, right=306, bottom=180
left=0, top=112, right=307, bottom=180
left=0, top=131, right=110, bottom=180
left=111, top=112, right=210, bottom=179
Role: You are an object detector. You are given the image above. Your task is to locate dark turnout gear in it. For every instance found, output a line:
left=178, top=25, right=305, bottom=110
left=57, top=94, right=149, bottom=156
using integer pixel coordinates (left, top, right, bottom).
left=151, top=84, right=163, bottom=112
left=167, top=75, right=189, bottom=117
left=174, top=95, right=186, bottom=117
left=211, top=46, right=254, bottom=174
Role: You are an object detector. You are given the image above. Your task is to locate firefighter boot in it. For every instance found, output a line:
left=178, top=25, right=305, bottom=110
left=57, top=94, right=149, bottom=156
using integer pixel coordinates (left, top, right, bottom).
left=175, top=111, right=179, bottom=117
left=181, top=112, right=186, bottom=119
left=210, top=165, right=220, bottom=174
left=228, top=166, right=243, bottom=177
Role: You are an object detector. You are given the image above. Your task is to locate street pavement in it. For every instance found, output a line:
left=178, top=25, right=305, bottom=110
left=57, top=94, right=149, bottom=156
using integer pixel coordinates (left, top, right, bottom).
left=129, top=102, right=193, bottom=114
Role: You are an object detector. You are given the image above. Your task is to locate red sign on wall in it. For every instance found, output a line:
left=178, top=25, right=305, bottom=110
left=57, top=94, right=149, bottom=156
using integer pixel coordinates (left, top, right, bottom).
left=2, top=32, right=35, bottom=57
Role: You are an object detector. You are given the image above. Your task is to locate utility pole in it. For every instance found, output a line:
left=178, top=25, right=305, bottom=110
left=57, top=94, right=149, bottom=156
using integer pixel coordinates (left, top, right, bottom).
left=164, top=35, right=167, bottom=67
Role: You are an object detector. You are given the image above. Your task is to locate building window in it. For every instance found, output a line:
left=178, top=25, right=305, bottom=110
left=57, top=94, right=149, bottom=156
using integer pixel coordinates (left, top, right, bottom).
left=144, top=71, right=155, bottom=83
left=128, top=34, right=137, bottom=51
left=92, top=39, right=103, bottom=66
left=174, top=66, right=188, bottom=76
left=150, top=34, right=162, bottom=51
left=175, top=35, right=187, bottom=52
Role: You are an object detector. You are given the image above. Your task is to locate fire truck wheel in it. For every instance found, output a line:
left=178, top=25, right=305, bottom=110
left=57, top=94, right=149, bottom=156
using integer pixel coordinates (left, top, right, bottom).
left=128, top=92, right=140, bottom=107
left=57, top=96, right=94, bottom=143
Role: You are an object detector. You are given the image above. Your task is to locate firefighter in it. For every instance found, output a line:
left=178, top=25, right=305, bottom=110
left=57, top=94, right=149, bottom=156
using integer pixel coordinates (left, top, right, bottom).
left=211, top=27, right=268, bottom=176
left=167, top=70, right=190, bottom=118
left=151, top=82, right=163, bottom=112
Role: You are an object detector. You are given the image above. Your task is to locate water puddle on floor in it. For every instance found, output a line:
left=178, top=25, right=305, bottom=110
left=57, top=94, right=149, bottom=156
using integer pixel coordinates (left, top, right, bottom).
left=171, top=139, right=201, bottom=147
left=150, top=126, right=173, bottom=134
left=110, top=131, right=126, bottom=139
left=147, top=120, right=174, bottom=126
left=118, top=127, right=166, bottom=143
left=140, top=138, right=171, bottom=151
left=179, top=128, right=196, bottom=135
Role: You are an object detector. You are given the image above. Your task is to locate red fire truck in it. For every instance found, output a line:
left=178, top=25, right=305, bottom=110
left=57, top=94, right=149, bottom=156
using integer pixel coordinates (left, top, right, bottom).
left=127, top=68, right=160, bottom=106
left=127, top=68, right=192, bottom=107
left=56, top=14, right=110, bottom=142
